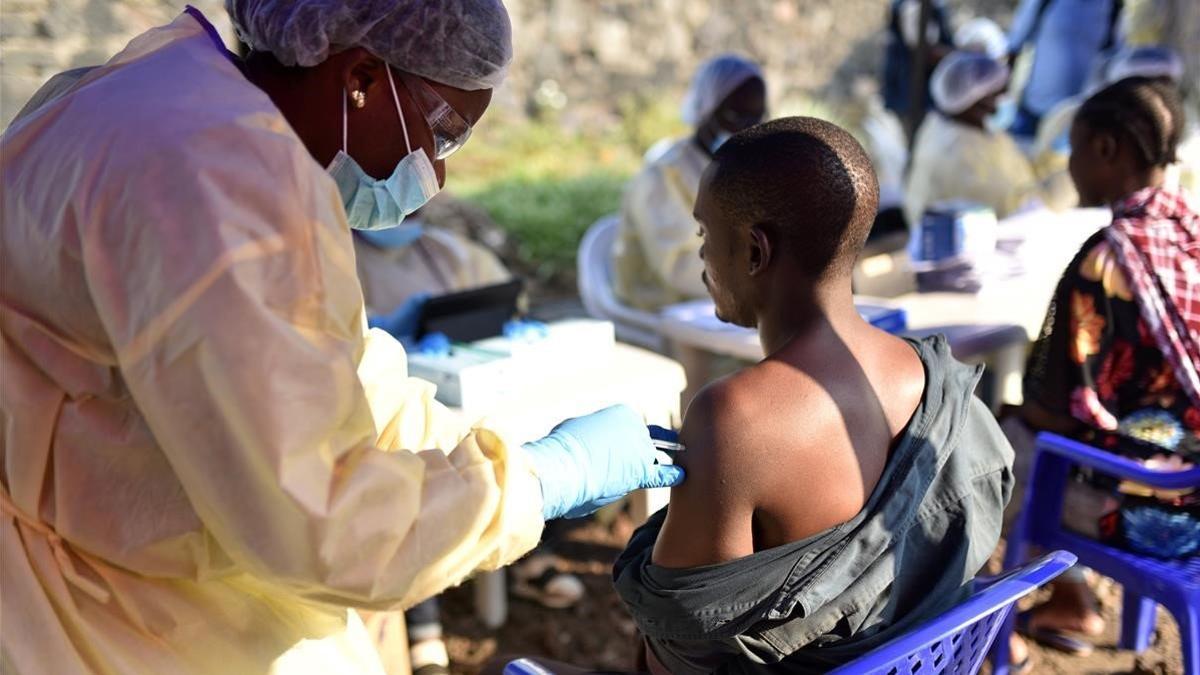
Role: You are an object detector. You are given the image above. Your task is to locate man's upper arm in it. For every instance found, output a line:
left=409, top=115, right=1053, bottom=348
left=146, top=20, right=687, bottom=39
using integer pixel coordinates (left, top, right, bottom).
left=651, top=382, right=759, bottom=568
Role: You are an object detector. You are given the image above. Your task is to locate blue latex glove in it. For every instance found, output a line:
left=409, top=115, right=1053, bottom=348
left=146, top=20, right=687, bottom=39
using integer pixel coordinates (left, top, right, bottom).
left=413, top=332, right=452, bottom=357
left=503, top=319, right=549, bottom=341
left=368, top=291, right=431, bottom=341
left=523, top=405, right=686, bottom=520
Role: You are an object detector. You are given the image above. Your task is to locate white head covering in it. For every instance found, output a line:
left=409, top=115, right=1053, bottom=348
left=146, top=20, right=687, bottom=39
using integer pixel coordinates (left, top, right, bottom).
left=955, top=18, right=1008, bottom=61
left=930, top=51, right=1010, bottom=115
left=1107, top=45, right=1185, bottom=85
left=680, top=54, right=764, bottom=127
left=226, top=0, right=512, bottom=91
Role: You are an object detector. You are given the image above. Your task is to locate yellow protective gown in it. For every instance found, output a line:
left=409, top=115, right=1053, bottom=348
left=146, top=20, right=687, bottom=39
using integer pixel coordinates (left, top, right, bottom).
left=612, top=137, right=711, bottom=311
left=904, top=113, right=1044, bottom=226
left=1029, top=97, right=1084, bottom=209
left=355, top=228, right=511, bottom=316
left=0, top=10, right=544, bottom=674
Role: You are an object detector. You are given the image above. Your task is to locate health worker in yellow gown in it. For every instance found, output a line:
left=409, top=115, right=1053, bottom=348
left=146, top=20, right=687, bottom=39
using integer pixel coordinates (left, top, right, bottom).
left=0, top=2, right=683, bottom=673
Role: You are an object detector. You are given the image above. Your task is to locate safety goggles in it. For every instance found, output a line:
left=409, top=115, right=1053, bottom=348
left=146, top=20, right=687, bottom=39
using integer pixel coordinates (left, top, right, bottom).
left=399, top=72, right=473, bottom=160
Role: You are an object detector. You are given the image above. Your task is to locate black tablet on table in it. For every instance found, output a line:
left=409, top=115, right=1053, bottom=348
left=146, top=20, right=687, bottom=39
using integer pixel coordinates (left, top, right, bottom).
left=416, top=279, right=524, bottom=343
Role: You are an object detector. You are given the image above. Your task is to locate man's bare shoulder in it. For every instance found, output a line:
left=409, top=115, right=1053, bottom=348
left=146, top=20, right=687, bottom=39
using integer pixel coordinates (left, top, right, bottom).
left=679, top=360, right=827, bottom=471
left=651, top=363, right=837, bottom=567
left=653, top=336, right=926, bottom=566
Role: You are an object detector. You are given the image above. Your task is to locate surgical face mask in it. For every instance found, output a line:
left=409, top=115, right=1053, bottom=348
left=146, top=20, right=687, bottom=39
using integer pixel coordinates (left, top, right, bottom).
left=985, top=96, right=1018, bottom=133
left=356, top=222, right=425, bottom=249
left=327, top=68, right=440, bottom=231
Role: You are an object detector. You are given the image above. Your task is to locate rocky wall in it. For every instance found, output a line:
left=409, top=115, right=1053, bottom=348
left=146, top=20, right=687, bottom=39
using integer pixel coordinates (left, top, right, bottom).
left=1, top=0, right=1012, bottom=129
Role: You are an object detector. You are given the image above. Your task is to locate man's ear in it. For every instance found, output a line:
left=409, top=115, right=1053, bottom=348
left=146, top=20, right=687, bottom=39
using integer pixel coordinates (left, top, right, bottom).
left=747, top=224, right=772, bottom=277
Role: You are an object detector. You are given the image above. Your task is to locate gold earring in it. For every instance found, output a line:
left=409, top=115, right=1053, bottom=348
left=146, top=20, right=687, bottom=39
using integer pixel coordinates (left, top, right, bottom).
left=351, top=90, right=366, bottom=109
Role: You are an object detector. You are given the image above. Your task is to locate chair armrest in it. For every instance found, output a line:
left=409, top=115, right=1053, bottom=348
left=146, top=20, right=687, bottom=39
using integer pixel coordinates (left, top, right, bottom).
left=1036, top=432, right=1200, bottom=490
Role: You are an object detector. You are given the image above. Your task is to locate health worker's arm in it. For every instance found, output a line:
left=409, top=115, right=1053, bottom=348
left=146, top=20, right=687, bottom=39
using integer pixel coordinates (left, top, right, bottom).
left=625, top=160, right=710, bottom=300
left=82, top=130, right=543, bottom=611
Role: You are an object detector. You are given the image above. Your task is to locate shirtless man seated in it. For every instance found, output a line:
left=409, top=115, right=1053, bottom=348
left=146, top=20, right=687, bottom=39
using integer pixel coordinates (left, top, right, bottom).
left=610, top=117, right=1015, bottom=674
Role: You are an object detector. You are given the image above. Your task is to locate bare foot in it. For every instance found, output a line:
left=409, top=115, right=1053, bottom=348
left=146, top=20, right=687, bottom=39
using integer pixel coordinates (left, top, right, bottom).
left=1026, top=579, right=1105, bottom=637
left=1009, top=633, right=1030, bottom=670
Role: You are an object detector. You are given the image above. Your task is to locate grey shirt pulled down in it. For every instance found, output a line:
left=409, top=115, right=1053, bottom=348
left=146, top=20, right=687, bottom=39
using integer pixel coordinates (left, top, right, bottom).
left=613, top=336, right=1015, bottom=674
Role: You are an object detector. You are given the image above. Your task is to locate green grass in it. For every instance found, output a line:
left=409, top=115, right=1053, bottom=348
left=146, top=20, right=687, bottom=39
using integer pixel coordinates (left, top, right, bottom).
left=447, top=93, right=853, bottom=287
left=447, top=98, right=686, bottom=286
left=466, top=172, right=628, bottom=283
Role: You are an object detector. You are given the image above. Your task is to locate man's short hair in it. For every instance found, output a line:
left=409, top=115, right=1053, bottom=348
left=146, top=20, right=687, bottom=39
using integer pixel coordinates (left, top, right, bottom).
left=708, top=116, right=880, bottom=279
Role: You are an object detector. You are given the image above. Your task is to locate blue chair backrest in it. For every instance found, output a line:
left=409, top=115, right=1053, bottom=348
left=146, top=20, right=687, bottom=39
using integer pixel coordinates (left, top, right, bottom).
left=828, top=551, right=1077, bottom=675
left=504, top=660, right=554, bottom=675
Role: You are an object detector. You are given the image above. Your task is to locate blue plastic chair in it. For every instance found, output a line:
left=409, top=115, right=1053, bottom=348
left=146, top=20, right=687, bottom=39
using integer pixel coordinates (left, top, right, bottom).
left=993, top=432, right=1200, bottom=675
left=502, top=552, right=1075, bottom=675
left=503, top=660, right=556, bottom=675
left=828, top=551, right=1076, bottom=675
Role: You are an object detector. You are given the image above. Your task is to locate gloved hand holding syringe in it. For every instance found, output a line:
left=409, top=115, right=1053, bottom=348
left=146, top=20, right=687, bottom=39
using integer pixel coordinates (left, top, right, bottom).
left=522, top=406, right=686, bottom=521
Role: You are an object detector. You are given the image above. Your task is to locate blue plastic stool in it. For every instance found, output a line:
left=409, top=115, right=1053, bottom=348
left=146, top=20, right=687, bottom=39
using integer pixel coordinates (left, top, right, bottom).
left=503, top=552, right=1075, bottom=675
left=993, top=432, right=1200, bottom=675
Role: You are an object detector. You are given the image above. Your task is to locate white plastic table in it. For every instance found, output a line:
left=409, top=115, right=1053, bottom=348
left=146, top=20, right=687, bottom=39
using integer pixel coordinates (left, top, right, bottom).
left=440, top=343, right=686, bottom=628
left=888, top=207, right=1111, bottom=403
left=660, top=207, right=1111, bottom=409
left=891, top=207, right=1113, bottom=338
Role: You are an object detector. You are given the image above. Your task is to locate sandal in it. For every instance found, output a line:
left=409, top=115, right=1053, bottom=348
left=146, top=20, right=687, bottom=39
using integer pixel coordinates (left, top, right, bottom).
left=1015, top=611, right=1095, bottom=656
left=510, top=555, right=585, bottom=610
left=410, top=637, right=450, bottom=675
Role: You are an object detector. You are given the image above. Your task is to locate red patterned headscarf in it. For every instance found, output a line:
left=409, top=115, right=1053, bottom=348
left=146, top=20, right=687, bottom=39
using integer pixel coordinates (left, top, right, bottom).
left=1106, top=187, right=1200, bottom=407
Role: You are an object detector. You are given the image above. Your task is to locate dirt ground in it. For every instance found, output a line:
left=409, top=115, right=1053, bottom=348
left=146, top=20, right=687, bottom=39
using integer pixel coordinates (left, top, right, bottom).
left=440, top=509, right=1185, bottom=675
left=1001, top=573, right=1184, bottom=675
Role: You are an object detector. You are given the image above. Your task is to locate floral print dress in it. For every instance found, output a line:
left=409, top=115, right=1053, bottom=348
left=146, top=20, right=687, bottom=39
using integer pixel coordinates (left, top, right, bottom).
left=1023, top=189, right=1200, bottom=557
left=1025, top=230, right=1200, bottom=455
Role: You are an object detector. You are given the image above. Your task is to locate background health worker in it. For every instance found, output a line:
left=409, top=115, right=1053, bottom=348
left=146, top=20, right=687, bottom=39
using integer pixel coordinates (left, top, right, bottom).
left=612, top=54, right=767, bottom=311
left=904, top=50, right=1048, bottom=226
left=0, top=2, right=683, bottom=673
